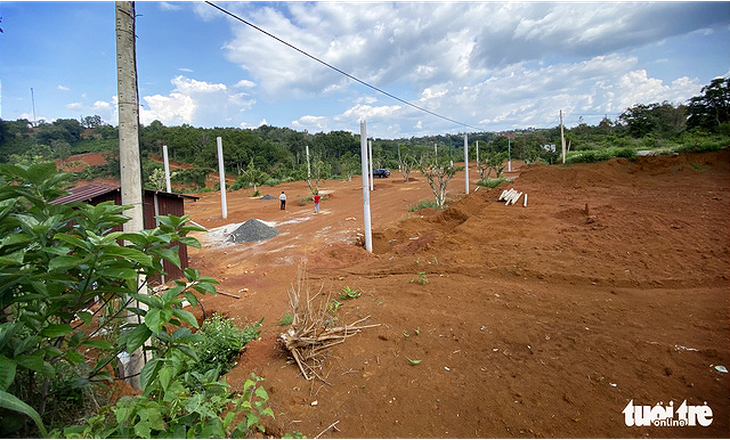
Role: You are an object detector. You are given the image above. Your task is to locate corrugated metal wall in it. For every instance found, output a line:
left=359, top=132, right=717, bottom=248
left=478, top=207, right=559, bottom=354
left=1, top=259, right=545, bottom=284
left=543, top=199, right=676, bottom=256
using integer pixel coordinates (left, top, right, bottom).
left=143, top=192, right=188, bottom=285
left=88, top=190, right=189, bottom=286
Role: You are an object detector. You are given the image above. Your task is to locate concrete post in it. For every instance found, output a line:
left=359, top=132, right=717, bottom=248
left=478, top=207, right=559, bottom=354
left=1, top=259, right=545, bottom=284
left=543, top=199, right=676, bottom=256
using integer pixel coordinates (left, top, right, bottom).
left=162, top=144, right=171, bottom=193
left=217, top=136, right=227, bottom=219
left=116, top=0, right=145, bottom=390
left=360, top=121, right=372, bottom=253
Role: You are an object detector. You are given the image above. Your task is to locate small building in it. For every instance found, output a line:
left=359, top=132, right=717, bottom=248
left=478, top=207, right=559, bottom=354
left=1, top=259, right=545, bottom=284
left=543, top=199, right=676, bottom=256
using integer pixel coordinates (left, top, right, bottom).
left=52, top=181, right=199, bottom=285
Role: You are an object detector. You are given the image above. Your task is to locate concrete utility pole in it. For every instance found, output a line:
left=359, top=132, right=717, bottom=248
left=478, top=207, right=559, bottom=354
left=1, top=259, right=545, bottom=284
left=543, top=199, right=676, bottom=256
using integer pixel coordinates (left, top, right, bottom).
left=360, top=121, right=373, bottom=253
left=368, top=139, right=374, bottom=191
left=30, top=88, right=37, bottom=126
left=116, top=0, right=145, bottom=390
left=216, top=136, right=227, bottom=219
left=560, top=109, right=566, bottom=164
left=305, top=144, right=311, bottom=183
left=508, top=137, right=512, bottom=172
left=162, top=144, right=171, bottom=193
left=464, top=133, right=469, bottom=194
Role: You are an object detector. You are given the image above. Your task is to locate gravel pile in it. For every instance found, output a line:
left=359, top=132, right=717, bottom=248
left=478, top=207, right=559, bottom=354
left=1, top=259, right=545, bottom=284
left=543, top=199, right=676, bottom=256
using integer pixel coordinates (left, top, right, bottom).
left=259, top=194, right=277, bottom=200
left=228, top=219, right=279, bottom=243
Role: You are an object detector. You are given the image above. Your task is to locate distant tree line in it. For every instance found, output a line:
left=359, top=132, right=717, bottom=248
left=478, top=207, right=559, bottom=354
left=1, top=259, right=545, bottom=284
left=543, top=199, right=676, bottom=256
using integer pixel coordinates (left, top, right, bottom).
left=1, top=77, right=727, bottom=190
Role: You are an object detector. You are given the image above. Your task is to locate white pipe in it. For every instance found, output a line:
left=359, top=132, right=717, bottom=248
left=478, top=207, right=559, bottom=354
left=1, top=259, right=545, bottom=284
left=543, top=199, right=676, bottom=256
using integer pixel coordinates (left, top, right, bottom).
left=510, top=192, right=522, bottom=205
left=162, top=144, right=171, bottom=193
left=499, top=189, right=508, bottom=200
left=523, top=193, right=528, bottom=208
left=502, top=188, right=516, bottom=201
left=505, top=190, right=518, bottom=205
left=217, top=136, right=227, bottom=219
left=360, top=121, right=372, bottom=253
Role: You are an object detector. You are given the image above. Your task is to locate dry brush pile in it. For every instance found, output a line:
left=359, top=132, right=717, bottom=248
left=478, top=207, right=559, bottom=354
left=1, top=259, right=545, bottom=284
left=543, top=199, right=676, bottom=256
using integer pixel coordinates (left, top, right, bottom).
left=277, top=267, right=379, bottom=382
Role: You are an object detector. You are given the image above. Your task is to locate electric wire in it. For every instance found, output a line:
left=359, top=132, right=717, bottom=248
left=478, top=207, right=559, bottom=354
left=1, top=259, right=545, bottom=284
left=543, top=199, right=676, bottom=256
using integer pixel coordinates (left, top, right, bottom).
left=205, top=1, right=487, bottom=132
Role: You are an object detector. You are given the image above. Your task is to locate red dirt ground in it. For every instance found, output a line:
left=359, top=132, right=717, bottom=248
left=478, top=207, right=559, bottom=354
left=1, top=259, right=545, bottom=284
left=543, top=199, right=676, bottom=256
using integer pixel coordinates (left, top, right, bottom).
left=181, top=151, right=729, bottom=438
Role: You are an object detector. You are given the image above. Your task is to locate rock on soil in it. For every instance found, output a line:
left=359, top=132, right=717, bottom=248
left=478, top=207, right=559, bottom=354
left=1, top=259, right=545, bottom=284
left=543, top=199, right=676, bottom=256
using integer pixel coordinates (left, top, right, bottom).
left=227, top=219, right=279, bottom=243
left=259, top=194, right=277, bottom=200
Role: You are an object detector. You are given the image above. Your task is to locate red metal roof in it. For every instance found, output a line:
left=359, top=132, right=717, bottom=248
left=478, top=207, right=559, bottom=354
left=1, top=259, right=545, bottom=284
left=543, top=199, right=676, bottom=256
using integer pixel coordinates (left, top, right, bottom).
left=51, top=182, right=199, bottom=205
left=51, top=182, right=120, bottom=205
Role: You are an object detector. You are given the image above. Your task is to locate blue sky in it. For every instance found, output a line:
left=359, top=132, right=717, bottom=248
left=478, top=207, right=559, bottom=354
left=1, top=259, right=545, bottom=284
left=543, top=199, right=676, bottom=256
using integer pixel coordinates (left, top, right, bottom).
left=1, top=1, right=728, bottom=139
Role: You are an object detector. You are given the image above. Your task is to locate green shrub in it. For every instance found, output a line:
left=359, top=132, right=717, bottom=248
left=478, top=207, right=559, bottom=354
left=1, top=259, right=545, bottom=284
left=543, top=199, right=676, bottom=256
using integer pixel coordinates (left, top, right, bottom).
left=190, top=314, right=262, bottom=376
left=171, top=167, right=212, bottom=188
left=477, top=177, right=511, bottom=188
left=409, top=199, right=439, bottom=212
left=0, top=162, right=276, bottom=438
left=613, top=147, right=637, bottom=159
left=63, top=372, right=274, bottom=438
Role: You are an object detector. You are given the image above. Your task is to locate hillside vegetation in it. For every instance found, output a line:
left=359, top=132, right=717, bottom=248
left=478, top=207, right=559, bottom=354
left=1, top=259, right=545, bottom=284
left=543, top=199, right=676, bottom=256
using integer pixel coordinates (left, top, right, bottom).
left=1, top=78, right=728, bottom=192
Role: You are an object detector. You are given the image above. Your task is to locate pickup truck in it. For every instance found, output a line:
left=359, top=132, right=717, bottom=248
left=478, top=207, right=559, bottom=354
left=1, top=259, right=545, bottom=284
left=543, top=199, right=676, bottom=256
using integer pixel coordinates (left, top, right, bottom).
left=372, top=169, right=390, bottom=178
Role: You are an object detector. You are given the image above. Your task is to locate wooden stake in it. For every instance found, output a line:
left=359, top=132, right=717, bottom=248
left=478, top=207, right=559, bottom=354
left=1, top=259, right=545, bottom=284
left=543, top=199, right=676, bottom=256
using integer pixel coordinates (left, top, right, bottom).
left=217, top=291, right=240, bottom=299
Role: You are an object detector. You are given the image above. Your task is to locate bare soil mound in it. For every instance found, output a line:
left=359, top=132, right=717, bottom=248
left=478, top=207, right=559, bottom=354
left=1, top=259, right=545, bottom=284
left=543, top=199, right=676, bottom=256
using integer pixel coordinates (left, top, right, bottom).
left=56, top=152, right=108, bottom=172
left=185, top=151, right=728, bottom=438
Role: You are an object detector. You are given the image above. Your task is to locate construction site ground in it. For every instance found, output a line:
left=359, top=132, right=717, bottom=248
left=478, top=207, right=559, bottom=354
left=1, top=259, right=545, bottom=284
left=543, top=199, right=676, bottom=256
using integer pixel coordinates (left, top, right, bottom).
left=146, top=151, right=729, bottom=437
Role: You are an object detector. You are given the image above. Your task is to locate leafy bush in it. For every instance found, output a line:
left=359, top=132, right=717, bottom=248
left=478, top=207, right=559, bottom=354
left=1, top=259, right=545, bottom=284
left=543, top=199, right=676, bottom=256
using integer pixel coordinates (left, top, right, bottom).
left=0, top=162, right=276, bottom=438
left=613, top=147, right=637, bottom=159
left=64, top=372, right=274, bottom=438
left=171, top=167, right=212, bottom=188
left=189, top=314, right=262, bottom=376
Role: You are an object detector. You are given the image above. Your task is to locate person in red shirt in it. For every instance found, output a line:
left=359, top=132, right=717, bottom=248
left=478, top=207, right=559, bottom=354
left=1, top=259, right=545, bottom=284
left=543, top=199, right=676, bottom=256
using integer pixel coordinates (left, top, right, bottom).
left=314, top=192, right=321, bottom=213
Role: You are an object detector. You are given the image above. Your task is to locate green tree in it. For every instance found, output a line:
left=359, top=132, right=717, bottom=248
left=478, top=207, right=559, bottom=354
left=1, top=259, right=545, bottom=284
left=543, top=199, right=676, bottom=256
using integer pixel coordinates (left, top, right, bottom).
left=398, top=150, right=417, bottom=182
left=476, top=151, right=506, bottom=180
left=81, top=115, right=103, bottom=129
left=687, top=76, right=730, bottom=131
left=619, top=101, right=686, bottom=138
left=237, top=158, right=270, bottom=195
left=339, top=152, right=360, bottom=181
left=307, top=157, right=331, bottom=195
left=417, top=152, right=462, bottom=209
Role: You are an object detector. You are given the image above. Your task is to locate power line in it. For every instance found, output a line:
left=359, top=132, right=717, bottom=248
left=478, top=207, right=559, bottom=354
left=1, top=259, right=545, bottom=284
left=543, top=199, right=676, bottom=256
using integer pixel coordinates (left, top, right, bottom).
left=205, top=1, right=487, bottom=132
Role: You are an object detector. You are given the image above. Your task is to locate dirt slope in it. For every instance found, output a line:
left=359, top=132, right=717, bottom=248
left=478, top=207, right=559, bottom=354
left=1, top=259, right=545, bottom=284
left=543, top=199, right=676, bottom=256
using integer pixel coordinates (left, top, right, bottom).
left=184, top=152, right=729, bottom=438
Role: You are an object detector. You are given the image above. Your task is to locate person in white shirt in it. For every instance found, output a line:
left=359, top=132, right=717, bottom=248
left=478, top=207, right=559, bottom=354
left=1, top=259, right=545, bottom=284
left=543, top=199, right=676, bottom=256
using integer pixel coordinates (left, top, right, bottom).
left=279, top=191, right=287, bottom=210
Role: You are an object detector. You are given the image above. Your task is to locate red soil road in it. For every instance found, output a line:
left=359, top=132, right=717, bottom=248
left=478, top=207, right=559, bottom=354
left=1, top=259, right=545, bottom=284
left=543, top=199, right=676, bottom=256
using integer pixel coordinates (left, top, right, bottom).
left=183, top=152, right=729, bottom=438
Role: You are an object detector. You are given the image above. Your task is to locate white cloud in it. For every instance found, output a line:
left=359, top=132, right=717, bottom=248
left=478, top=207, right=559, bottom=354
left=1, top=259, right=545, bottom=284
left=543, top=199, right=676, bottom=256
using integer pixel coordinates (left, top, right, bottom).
left=234, top=79, right=256, bottom=89
left=178, top=67, right=194, bottom=73
left=187, top=2, right=728, bottom=136
left=92, top=101, right=111, bottom=112
left=292, top=115, right=329, bottom=132
left=342, top=104, right=402, bottom=120
left=139, top=75, right=256, bottom=126
left=141, top=93, right=196, bottom=125
left=66, top=102, right=82, bottom=111
left=57, top=85, right=70, bottom=91
left=159, top=2, right=181, bottom=12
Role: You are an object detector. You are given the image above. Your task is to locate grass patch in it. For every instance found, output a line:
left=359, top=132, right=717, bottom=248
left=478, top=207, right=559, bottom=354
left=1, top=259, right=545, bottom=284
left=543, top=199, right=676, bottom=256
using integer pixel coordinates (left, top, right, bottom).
left=477, top=177, right=511, bottom=188
left=409, top=199, right=439, bottom=212
left=567, top=146, right=636, bottom=163
left=278, top=312, right=293, bottom=326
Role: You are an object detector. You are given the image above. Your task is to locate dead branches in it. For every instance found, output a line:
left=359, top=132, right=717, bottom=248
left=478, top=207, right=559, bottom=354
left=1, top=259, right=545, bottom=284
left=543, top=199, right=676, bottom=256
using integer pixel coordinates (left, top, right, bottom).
left=277, top=266, right=379, bottom=382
